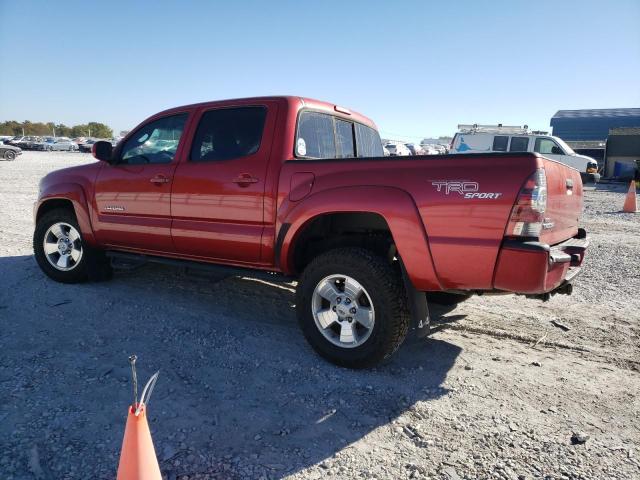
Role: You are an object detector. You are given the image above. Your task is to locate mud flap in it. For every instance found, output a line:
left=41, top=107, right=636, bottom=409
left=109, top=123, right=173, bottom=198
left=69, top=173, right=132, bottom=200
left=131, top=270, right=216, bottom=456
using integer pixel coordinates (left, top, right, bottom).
left=399, top=259, right=430, bottom=339
left=85, top=245, right=113, bottom=281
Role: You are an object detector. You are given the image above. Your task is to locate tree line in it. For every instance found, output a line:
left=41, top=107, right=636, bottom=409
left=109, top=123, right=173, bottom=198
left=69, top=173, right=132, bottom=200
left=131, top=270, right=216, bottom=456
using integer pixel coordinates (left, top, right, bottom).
left=0, top=120, right=113, bottom=139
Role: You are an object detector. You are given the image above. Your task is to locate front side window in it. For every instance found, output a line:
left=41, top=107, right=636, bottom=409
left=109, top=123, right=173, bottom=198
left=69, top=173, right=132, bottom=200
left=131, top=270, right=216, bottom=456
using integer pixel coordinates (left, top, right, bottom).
left=190, top=107, right=267, bottom=162
left=355, top=123, right=383, bottom=157
left=534, top=138, right=561, bottom=154
left=120, top=113, right=187, bottom=164
left=492, top=136, right=509, bottom=151
left=335, top=119, right=355, bottom=158
left=296, top=112, right=336, bottom=158
left=509, top=136, right=529, bottom=152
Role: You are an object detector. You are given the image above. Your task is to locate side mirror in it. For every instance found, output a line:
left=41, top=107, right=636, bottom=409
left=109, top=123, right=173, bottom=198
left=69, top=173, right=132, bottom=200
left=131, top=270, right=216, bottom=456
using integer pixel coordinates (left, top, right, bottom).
left=551, top=146, right=563, bottom=155
left=92, top=141, right=113, bottom=162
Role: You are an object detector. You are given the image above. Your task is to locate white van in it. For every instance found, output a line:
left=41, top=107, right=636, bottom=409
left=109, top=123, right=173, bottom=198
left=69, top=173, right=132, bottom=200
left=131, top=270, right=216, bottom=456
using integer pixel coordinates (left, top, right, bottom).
left=450, top=125, right=600, bottom=182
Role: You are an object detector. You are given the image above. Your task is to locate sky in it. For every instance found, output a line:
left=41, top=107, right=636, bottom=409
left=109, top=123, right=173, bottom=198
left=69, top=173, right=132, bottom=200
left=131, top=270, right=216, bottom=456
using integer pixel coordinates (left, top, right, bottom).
left=1, top=0, right=639, bottom=141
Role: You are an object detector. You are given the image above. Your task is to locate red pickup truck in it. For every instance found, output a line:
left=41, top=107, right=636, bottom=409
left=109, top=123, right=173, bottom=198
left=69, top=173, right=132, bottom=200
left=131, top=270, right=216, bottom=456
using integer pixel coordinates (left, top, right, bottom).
left=33, top=96, right=589, bottom=368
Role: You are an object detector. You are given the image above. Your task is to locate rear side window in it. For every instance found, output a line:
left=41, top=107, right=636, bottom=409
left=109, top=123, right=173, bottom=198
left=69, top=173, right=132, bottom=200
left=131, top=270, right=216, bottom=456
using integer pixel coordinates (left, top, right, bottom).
left=355, top=123, right=383, bottom=157
left=190, top=107, right=267, bottom=162
left=335, top=119, right=355, bottom=158
left=492, top=136, right=509, bottom=151
left=509, top=136, right=529, bottom=152
left=296, top=112, right=336, bottom=158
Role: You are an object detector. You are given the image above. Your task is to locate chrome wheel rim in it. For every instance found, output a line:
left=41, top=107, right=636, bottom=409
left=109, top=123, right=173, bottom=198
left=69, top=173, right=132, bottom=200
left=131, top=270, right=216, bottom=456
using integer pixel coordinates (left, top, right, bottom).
left=43, top=222, right=83, bottom=271
left=311, top=274, right=375, bottom=348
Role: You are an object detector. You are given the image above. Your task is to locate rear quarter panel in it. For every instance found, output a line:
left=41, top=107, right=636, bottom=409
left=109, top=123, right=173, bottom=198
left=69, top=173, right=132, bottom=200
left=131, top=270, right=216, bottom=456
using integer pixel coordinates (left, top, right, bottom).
left=278, top=153, right=540, bottom=290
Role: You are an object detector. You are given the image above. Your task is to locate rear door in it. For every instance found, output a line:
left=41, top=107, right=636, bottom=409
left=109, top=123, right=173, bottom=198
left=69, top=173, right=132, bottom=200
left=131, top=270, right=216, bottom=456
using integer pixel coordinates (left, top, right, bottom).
left=92, top=112, right=189, bottom=252
left=170, top=102, right=278, bottom=264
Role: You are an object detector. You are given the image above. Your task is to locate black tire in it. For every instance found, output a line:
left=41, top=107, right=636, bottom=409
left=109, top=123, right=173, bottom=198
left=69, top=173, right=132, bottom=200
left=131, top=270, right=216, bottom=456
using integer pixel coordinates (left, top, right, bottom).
left=296, top=247, right=410, bottom=368
left=33, top=208, right=112, bottom=283
left=4, top=150, right=16, bottom=161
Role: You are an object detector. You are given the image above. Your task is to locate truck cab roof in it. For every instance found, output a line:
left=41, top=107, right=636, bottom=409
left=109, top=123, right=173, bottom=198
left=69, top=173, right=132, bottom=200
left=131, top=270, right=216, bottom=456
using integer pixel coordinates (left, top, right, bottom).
left=151, top=96, right=378, bottom=131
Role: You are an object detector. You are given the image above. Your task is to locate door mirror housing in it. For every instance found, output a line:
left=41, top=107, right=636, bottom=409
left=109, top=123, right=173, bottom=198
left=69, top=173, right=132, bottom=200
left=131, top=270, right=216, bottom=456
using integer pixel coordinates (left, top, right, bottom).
left=92, top=141, right=113, bottom=162
left=551, top=146, right=563, bottom=155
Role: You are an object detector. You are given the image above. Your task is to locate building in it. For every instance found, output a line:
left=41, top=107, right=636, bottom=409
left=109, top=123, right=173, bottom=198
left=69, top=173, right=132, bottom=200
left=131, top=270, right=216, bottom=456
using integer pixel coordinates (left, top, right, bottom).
left=550, top=108, right=640, bottom=141
left=604, top=127, right=640, bottom=178
left=550, top=108, right=640, bottom=174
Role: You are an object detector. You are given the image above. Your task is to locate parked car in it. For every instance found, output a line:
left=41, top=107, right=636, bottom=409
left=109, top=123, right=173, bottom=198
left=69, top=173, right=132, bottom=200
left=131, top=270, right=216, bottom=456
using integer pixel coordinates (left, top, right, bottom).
left=420, top=144, right=443, bottom=155
left=10, top=136, right=40, bottom=148
left=23, top=136, right=46, bottom=150
left=34, top=137, right=79, bottom=151
left=78, top=139, right=97, bottom=153
left=7, top=136, right=26, bottom=146
left=384, top=141, right=411, bottom=156
left=450, top=124, right=600, bottom=182
left=0, top=142, right=22, bottom=160
left=33, top=96, right=589, bottom=368
left=404, top=143, right=425, bottom=155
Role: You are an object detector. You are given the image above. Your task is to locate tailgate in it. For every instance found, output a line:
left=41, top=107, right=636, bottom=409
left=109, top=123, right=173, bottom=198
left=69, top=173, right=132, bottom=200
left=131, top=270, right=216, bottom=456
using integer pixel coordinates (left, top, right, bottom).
left=539, top=158, right=583, bottom=245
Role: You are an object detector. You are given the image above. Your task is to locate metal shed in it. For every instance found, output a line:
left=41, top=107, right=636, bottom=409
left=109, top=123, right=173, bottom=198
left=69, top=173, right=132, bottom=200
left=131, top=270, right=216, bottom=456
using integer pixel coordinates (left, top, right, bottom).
left=605, top=127, right=640, bottom=178
left=551, top=108, right=640, bottom=141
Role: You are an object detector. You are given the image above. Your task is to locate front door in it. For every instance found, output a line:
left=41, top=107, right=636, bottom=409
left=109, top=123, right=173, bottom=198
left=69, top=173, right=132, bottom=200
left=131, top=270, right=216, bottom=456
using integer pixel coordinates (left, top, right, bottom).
left=170, top=103, right=277, bottom=264
left=93, top=112, right=189, bottom=252
left=533, top=137, right=580, bottom=170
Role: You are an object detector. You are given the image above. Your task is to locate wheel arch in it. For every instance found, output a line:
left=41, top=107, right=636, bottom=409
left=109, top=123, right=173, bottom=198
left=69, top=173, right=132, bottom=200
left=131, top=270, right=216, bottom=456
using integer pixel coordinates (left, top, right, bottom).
left=35, top=183, right=96, bottom=246
left=278, top=186, right=442, bottom=291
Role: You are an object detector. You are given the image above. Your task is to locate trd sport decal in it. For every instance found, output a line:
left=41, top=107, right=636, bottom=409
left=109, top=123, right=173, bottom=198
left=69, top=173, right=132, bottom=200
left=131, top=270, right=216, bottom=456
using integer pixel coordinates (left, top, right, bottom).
left=431, top=180, right=503, bottom=199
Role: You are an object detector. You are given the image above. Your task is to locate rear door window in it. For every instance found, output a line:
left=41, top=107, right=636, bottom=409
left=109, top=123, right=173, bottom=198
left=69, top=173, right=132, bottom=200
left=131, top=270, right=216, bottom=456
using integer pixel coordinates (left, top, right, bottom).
left=296, top=112, right=336, bottom=158
left=509, top=136, right=529, bottom=152
left=492, top=136, right=509, bottom=151
left=190, top=107, right=267, bottom=162
left=355, top=123, right=384, bottom=157
left=335, top=119, right=355, bottom=158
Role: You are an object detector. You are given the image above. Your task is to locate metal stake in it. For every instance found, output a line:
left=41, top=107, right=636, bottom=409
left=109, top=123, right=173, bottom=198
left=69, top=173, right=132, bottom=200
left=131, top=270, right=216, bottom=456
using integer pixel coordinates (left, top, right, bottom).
left=128, top=354, right=138, bottom=408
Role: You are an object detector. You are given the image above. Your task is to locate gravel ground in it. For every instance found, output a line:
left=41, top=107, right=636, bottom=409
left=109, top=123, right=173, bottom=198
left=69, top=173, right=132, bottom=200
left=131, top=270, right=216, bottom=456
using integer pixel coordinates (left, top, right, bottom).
left=0, top=152, right=639, bottom=480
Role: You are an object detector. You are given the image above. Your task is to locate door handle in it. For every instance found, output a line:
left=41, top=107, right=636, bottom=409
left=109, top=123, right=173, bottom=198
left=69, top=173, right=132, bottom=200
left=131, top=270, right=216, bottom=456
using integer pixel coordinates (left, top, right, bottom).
left=232, top=173, right=259, bottom=187
left=150, top=175, right=171, bottom=185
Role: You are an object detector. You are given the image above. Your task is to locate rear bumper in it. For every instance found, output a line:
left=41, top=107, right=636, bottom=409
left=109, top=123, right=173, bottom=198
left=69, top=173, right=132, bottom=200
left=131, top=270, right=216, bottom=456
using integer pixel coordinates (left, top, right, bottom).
left=493, top=228, right=589, bottom=295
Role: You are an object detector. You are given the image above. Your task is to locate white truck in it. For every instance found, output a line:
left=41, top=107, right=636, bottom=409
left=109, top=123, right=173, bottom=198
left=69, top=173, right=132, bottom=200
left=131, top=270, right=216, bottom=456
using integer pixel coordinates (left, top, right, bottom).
left=450, top=124, right=600, bottom=182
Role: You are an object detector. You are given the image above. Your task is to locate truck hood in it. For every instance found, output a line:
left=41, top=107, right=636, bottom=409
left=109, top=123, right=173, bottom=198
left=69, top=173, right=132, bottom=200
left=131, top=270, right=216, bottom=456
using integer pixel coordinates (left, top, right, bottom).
left=574, top=153, right=597, bottom=163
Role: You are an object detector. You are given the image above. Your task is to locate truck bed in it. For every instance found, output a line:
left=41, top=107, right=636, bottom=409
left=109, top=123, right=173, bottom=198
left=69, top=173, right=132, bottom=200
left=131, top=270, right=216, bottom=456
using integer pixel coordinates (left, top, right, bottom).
left=278, top=152, right=583, bottom=292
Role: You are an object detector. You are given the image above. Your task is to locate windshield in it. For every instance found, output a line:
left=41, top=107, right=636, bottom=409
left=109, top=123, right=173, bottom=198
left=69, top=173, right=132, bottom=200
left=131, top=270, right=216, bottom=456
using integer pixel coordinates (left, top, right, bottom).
left=553, top=137, right=576, bottom=155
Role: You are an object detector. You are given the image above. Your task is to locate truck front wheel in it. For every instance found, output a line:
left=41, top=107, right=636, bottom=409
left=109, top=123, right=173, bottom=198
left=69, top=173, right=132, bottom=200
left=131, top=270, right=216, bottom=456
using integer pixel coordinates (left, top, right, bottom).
left=34, top=208, right=112, bottom=283
left=296, top=248, right=410, bottom=368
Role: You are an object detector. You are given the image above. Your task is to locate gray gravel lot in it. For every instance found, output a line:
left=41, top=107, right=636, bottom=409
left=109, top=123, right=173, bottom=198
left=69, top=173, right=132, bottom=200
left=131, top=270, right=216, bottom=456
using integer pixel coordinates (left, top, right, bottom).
left=1, top=152, right=639, bottom=479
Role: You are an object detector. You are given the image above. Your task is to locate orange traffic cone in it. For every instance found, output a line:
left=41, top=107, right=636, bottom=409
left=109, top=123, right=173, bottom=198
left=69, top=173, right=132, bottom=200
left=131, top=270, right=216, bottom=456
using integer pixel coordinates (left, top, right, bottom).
left=623, top=180, right=637, bottom=213
left=116, top=404, right=162, bottom=480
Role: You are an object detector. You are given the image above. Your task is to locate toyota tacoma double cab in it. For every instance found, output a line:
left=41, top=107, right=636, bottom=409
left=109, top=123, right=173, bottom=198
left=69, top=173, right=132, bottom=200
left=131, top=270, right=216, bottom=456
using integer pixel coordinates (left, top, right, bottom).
left=33, top=96, right=589, bottom=368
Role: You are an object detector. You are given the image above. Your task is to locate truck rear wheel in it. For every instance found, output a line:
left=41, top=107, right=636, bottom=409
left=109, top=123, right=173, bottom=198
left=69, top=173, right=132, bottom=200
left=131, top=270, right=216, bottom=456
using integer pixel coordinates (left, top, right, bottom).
left=296, top=248, right=409, bottom=368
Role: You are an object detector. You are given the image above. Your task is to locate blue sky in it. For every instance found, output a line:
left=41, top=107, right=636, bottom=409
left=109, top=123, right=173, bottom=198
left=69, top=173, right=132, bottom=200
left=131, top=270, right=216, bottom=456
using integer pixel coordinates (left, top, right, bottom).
left=1, top=0, right=638, bottom=141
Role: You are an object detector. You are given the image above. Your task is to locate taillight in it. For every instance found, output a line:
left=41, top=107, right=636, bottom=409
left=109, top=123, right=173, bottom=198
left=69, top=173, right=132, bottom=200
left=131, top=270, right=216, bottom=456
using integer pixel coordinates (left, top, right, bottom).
left=505, top=168, right=547, bottom=238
